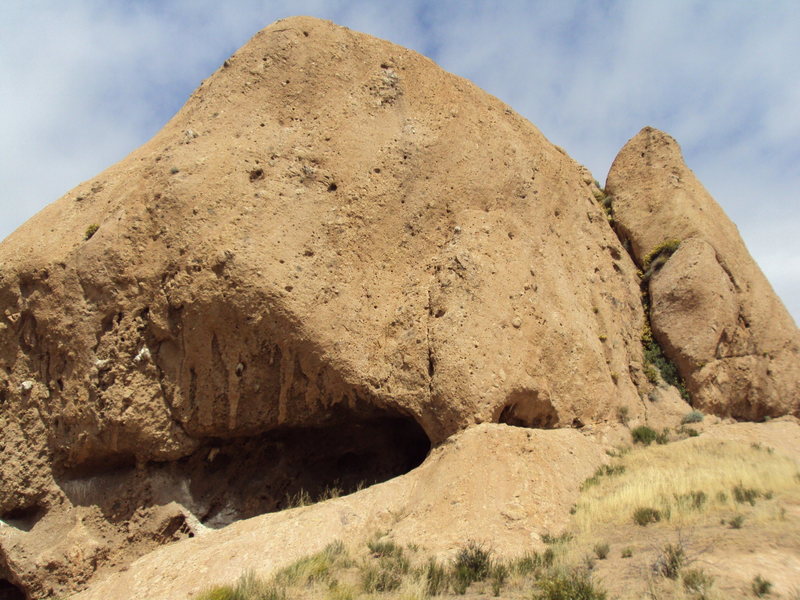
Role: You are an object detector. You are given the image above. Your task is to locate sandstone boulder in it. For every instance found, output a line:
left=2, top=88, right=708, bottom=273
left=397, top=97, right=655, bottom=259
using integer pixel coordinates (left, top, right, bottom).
left=0, top=16, right=648, bottom=596
left=606, top=127, right=800, bottom=419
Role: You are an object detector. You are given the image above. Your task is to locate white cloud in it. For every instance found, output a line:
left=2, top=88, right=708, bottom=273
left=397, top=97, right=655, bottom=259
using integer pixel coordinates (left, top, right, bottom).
left=0, top=0, right=797, bottom=322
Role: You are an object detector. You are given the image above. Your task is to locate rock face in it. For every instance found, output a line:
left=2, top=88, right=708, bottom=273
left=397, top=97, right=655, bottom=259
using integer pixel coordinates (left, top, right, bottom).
left=0, top=16, right=650, bottom=597
left=0, top=16, right=798, bottom=599
left=606, top=127, right=800, bottom=420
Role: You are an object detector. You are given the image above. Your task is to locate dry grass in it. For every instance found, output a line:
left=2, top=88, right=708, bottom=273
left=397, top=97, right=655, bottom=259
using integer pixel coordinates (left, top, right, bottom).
left=573, top=437, right=800, bottom=532
left=274, top=540, right=349, bottom=587
left=195, top=537, right=606, bottom=600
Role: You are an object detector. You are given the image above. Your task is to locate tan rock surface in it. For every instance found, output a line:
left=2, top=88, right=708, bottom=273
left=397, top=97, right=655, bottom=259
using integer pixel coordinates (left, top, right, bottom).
left=606, top=127, right=800, bottom=419
left=0, top=16, right=647, bottom=596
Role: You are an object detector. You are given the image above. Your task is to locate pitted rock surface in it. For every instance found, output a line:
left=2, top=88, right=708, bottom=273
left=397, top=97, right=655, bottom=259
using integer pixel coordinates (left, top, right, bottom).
left=606, top=127, right=800, bottom=419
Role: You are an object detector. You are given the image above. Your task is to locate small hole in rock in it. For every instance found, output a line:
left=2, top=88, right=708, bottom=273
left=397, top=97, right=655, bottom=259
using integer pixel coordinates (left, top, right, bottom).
left=498, top=390, right=558, bottom=429
left=327, top=183, right=338, bottom=192
left=1, top=504, right=45, bottom=532
left=249, top=169, right=264, bottom=182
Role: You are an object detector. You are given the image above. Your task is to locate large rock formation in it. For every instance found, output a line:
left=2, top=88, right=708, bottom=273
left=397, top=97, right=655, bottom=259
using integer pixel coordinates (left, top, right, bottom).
left=606, top=127, right=800, bottom=420
left=0, top=16, right=797, bottom=599
left=0, top=16, right=649, bottom=596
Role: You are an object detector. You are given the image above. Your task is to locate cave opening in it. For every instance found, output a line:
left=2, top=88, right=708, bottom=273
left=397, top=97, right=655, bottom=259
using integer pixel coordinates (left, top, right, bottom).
left=497, top=390, right=558, bottom=429
left=0, top=579, right=25, bottom=600
left=59, top=410, right=431, bottom=529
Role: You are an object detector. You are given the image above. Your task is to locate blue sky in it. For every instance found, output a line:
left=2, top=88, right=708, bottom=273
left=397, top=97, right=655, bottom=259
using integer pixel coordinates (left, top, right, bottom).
left=1, top=1, right=798, bottom=322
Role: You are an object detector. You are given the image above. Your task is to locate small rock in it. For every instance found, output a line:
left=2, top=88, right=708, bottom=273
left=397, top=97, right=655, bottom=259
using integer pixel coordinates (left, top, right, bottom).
left=20, top=380, right=34, bottom=391
left=512, top=317, right=522, bottom=328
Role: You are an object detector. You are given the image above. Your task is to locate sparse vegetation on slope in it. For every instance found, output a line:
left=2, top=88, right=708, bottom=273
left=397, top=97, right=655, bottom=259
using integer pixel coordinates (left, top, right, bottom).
left=572, top=438, right=799, bottom=531
left=681, top=410, right=704, bottom=424
left=641, top=321, right=689, bottom=400
left=83, top=223, right=99, bottom=240
left=641, top=239, right=681, bottom=283
left=196, top=537, right=608, bottom=600
left=631, top=237, right=691, bottom=403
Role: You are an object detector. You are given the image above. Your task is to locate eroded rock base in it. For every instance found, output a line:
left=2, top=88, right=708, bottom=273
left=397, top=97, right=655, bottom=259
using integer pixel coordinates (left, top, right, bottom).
left=1, top=411, right=430, bottom=598
left=58, top=414, right=430, bottom=528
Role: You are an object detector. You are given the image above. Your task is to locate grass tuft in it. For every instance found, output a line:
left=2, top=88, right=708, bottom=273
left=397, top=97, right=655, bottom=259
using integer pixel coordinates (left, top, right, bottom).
left=424, top=558, right=449, bottom=596
left=541, top=532, right=573, bottom=545
left=582, top=464, right=626, bottom=490
left=681, top=410, right=704, bottom=424
left=275, top=541, right=346, bottom=586
left=682, top=568, right=714, bottom=596
left=653, top=542, right=685, bottom=579
left=631, top=426, right=658, bottom=446
left=451, top=540, right=493, bottom=593
left=593, top=543, right=610, bottom=559
left=84, top=224, right=99, bottom=240
left=533, top=568, right=607, bottom=600
left=732, top=484, right=764, bottom=506
left=752, top=574, right=773, bottom=597
left=728, top=514, right=745, bottom=529
left=197, top=571, right=286, bottom=600
left=633, top=507, right=662, bottom=526
left=642, top=239, right=681, bottom=272
left=640, top=323, right=689, bottom=401
left=361, top=537, right=409, bottom=593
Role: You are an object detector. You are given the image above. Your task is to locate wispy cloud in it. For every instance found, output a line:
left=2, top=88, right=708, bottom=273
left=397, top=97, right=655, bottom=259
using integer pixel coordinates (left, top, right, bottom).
left=1, top=0, right=797, bottom=321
